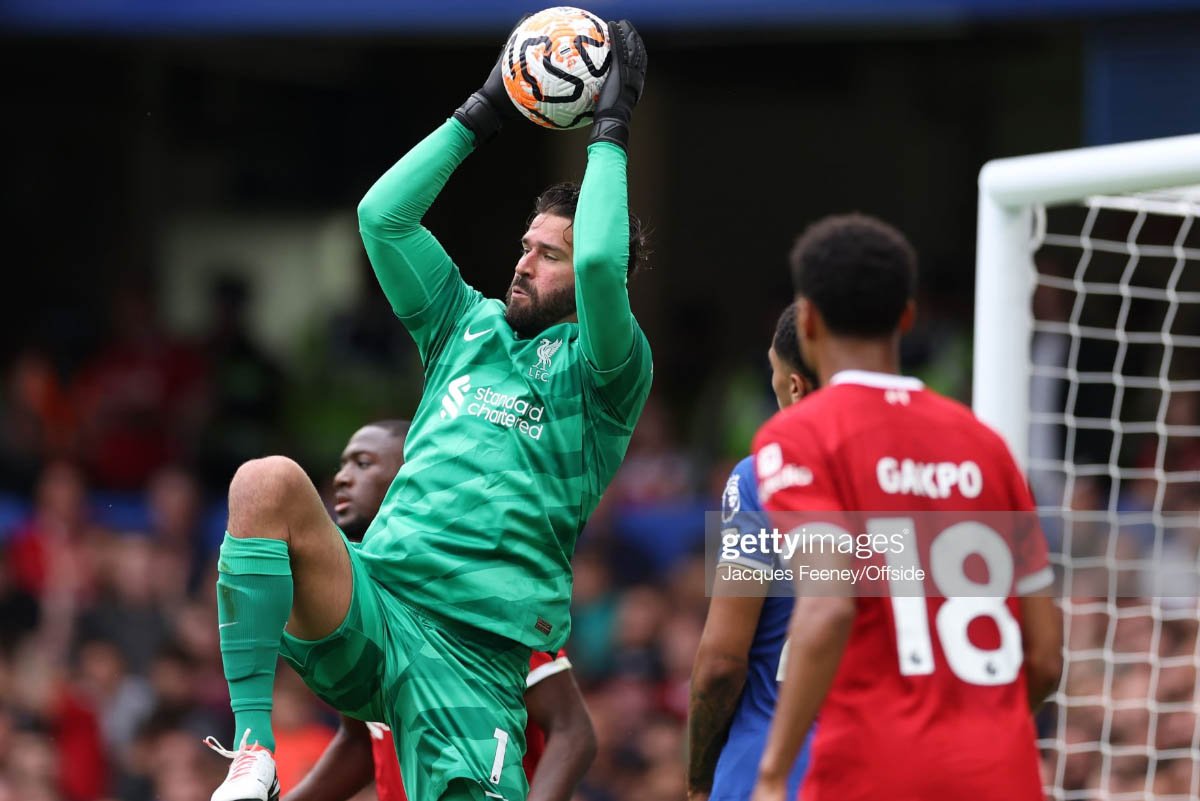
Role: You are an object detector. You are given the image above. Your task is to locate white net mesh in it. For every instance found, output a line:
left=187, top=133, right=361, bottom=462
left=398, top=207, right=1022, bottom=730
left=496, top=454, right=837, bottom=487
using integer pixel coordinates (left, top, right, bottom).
left=1027, top=186, right=1200, bottom=800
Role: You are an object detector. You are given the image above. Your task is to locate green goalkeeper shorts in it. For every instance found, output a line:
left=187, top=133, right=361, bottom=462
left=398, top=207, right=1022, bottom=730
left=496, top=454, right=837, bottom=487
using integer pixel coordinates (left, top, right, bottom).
left=279, top=534, right=531, bottom=801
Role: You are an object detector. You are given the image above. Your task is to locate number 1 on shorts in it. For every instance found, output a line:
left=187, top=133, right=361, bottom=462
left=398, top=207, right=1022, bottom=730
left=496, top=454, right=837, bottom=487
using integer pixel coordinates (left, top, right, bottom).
left=490, top=728, right=509, bottom=784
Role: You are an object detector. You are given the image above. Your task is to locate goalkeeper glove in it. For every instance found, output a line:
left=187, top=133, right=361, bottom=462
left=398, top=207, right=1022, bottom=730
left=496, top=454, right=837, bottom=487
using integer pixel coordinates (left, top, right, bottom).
left=590, top=19, right=648, bottom=151
left=454, top=16, right=528, bottom=144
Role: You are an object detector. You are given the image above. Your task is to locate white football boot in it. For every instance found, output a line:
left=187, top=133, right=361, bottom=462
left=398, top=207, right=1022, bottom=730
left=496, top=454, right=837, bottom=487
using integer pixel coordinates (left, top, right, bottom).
left=205, top=729, right=280, bottom=801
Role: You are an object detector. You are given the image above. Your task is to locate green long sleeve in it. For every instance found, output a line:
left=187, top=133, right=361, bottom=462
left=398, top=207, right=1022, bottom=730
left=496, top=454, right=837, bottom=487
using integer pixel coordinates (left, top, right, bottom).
left=357, top=119, right=476, bottom=320
left=573, top=141, right=636, bottom=373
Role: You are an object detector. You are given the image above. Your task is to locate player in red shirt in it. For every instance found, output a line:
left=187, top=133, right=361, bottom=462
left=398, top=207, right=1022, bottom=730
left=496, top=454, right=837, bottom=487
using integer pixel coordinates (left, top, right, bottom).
left=284, top=421, right=596, bottom=801
left=749, top=215, right=1063, bottom=801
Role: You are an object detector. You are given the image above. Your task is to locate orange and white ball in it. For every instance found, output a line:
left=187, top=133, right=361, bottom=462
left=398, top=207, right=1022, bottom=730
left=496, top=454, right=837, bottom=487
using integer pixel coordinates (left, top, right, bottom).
left=502, top=7, right=612, bottom=130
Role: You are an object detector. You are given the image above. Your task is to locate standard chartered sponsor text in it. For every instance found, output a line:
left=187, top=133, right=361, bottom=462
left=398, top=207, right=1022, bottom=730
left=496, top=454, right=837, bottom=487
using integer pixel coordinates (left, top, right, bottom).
left=467, top=385, right=546, bottom=440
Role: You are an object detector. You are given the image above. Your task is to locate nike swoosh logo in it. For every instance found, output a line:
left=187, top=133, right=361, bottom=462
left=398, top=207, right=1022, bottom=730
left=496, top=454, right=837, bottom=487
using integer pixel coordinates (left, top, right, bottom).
left=219, top=622, right=237, bottom=629
left=464, top=326, right=492, bottom=342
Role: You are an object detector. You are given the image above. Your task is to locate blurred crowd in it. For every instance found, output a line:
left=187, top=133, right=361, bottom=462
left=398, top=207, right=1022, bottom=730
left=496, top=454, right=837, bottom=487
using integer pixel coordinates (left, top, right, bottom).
left=0, top=424, right=714, bottom=801
left=0, top=271, right=732, bottom=801
left=1, top=268, right=1198, bottom=801
left=1045, top=599, right=1199, bottom=798
left=1032, top=453, right=1200, bottom=799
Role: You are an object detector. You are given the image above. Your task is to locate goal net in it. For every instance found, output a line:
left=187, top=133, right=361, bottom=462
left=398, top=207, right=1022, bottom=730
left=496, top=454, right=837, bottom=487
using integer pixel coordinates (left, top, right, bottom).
left=973, top=136, right=1200, bottom=801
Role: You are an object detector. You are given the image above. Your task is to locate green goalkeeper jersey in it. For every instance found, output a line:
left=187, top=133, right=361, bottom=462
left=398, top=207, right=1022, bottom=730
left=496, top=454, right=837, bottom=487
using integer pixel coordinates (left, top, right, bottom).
left=355, top=119, right=652, bottom=650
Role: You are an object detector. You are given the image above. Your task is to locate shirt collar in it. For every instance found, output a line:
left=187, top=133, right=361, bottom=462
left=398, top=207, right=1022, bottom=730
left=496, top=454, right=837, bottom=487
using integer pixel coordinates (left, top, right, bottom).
left=828, top=370, right=925, bottom=391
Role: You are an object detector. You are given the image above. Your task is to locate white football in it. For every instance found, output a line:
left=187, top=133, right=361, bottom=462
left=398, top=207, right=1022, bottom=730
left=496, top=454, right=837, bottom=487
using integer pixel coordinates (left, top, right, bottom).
left=501, top=7, right=612, bottom=130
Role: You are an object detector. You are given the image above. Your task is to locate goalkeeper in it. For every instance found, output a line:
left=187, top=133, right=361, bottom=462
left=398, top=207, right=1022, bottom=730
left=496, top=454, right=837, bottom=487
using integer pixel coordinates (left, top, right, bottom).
left=206, top=19, right=651, bottom=801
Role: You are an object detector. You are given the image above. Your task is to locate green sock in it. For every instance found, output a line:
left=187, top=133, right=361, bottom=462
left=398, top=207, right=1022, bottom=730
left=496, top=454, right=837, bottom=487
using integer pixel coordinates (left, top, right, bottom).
left=216, top=532, right=293, bottom=753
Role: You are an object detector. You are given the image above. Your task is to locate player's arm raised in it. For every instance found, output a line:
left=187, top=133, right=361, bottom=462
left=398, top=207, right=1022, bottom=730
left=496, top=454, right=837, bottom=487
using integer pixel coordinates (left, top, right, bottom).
left=524, top=666, right=597, bottom=801
left=574, top=21, right=647, bottom=373
left=282, top=715, right=375, bottom=801
left=357, top=40, right=516, bottom=363
left=357, top=119, right=473, bottom=321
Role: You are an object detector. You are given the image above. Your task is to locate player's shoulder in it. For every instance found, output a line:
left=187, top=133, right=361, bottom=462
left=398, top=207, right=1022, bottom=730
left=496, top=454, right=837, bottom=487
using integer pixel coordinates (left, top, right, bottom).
left=474, top=297, right=508, bottom=327
left=917, top=386, right=976, bottom=418
left=723, top=456, right=762, bottom=516
left=755, top=398, right=813, bottom=442
left=918, top=389, right=1018, bottom=460
left=731, top=455, right=758, bottom=486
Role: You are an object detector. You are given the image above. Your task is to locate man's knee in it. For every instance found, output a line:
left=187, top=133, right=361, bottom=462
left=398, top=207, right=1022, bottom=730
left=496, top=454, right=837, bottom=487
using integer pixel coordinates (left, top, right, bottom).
left=229, top=456, right=312, bottom=523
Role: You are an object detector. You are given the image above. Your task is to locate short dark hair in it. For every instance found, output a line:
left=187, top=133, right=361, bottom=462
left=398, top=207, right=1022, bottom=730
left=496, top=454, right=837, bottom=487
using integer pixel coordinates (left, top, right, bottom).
left=532, top=182, right=648, bottom=277
left=772, top=303, right=818, bottom=387
left=789, top=213, right=917, bottom=337
left=365, top=419, right=410, bottom=440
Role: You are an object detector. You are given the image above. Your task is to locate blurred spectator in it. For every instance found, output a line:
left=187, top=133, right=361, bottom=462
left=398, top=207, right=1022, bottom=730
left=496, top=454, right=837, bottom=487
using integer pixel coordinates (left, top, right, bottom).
left=656, top=609, right=700, bottom=722
left=608, top=396, right=696, bottom=507
left=168, top=601, right=231, bottom=722
left=1154, top=759, right=1196, bottom=798
left=0, top=552, right=39, bottom=652
left=146, top=465, right=214, bottom=598
left=1108, top=664, right=1151, bottom=749
left=0, top=349, right=75, bottom=493
left=8, top=639, right=107, bottom=801
left=1057, top=476, right=1112, bottom=596
left=570, top=556, right=708, bottom=801
left=568, top=548, right=620, bottom=683
left=77, top=536, right=172, bottom=676
left=3, top=727, right=63, bottom=801
left=195, top=274, right=284, bottom=492
left=146, top=640, right=228, bottom=741
left=149, top=725, right=230, bottom=801
left=73, top=280, right=206, bottom=491
left=74, top=637, right=155, bottom=765
left=581, top=678, right=655, bottom=801
left=6, top=461, right=102, bottom=605
left=666, top=553, right=709, bottom=623
left=1118, top=391, right=1200, bottom=549
left=325, top=257, right=416, bottom=373
left=1136, top=391, right=1200, bottom=511
left=628, top=718, right=687, bottom=801
left=1049, top=597, right=1200, bottom=797
left=609, top=585, right=668, bottom=682
left=112, top=712, right=161, bottom=801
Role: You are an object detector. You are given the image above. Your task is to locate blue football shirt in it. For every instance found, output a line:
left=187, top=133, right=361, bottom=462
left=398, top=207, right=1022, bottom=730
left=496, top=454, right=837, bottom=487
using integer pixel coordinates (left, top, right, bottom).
left=710, top=456, right=813, bottom=801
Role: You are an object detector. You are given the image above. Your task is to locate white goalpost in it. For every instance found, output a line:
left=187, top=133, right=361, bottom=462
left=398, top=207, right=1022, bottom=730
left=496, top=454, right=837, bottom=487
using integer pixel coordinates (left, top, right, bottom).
left=974, top=134, right=1200, bottom=801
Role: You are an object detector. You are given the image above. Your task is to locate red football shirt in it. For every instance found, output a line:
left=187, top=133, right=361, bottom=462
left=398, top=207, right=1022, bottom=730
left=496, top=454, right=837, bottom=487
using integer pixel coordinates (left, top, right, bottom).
left=368, top=650, right=572, bottom=801
left=752, top=371, right=1051, bottom=801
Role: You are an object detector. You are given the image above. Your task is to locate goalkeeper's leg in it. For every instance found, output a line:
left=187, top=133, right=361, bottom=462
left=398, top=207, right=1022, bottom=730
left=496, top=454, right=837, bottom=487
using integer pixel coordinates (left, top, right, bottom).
left=210, top=456, right=355, bottom=801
